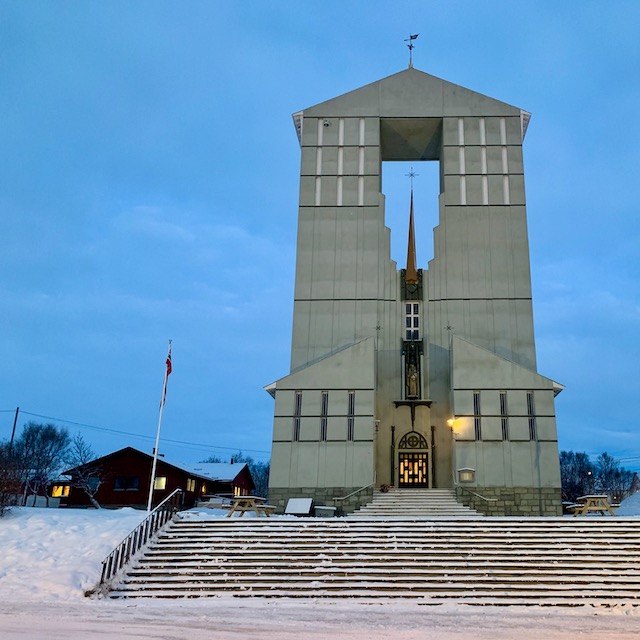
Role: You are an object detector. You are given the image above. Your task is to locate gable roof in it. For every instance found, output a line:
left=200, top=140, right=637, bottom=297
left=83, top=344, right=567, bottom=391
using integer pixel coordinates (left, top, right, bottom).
left=62, top=446, right=250, bottom=483
left=293, top=66, right=530, bottom=142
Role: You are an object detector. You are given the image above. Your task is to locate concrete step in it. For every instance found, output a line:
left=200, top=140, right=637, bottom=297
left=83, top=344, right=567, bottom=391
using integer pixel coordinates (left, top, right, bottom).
left=108, top=515, right=640, bottom=603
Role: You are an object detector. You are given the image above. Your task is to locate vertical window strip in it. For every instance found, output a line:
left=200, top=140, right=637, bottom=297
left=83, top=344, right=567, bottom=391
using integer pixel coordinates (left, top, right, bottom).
left=458, top=118, right=465, bottom=145
left=482, top=176, right=489, bottom=206
left=499, top=118, right=507, bottom=145
left=527, top=392, right=537, bottom=441
left=460, top=176, right=467, bottom=205
left=338, top=118, right=344, bottom=146
left=317, top=119, right=324, bottom=146
left=500, top=392, right=509, bottom=441
left=481, top=147, right=488, bottom=174
left=502, top=175, right=510, bottom=205
left=320, top=391, right=328, bottom=441
left=337, top=147, right=344, bottom=175
left=501, top=146, right=509, bottom=174
left=458, top=147, right=466, bottom=175
left=479, top=118, right=486, bottom=146
left=293, top=391, right=302, bottom=442
left=359, top=118, right=365, bottom=146
left=315, top=177, right=322, bottom=206
left=347, top=391, right=355, bottom=441
left=358, top=176, right=364, bottom=206
left=315, top=147, right=322, bottom=175
left=337, top=177, right=343, bottom=206
left=473, top=391, right=481, bottom=440
left=358, top=147, right=365, bottom=175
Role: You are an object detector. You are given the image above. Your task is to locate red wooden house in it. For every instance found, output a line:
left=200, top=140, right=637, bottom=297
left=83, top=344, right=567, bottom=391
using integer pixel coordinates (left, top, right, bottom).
left=58, top=446, right=254, bottom=509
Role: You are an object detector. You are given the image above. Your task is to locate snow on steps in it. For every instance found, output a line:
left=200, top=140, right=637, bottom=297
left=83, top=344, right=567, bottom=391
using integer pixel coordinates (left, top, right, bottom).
left=108, top=516, right=640, bottom=605
left=349, top=488, right=480, bottom=518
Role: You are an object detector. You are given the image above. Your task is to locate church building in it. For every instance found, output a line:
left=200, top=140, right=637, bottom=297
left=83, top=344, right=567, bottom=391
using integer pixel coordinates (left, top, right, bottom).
left=266, top=65, right=564, bottom=516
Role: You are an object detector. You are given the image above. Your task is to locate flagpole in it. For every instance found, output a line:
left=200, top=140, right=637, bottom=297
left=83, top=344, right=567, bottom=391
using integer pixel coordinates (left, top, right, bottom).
left=147, top=340, right=172, bottom=512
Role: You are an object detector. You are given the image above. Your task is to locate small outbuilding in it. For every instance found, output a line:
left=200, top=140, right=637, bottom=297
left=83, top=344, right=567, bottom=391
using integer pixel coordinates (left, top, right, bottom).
left=60, top=446, right=254, bottom=509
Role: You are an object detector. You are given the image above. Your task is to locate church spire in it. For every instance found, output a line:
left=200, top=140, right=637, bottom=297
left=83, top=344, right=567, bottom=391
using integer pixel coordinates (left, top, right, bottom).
left=405, top=182, right=419, bottom=285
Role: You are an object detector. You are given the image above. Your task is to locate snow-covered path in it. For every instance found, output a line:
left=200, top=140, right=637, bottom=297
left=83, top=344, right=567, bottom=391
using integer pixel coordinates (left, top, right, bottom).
left=2, top=599, right=640, bottom=639
left=2, top=506, right=640, bottom=638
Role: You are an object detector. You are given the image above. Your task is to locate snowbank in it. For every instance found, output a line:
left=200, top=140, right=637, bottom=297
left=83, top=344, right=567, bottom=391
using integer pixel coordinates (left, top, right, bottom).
left=1, top=506, right=640, bottom=639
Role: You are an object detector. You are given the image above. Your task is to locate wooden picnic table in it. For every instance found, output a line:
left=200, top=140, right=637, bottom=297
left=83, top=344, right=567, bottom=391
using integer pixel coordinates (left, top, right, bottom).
left=571, top=494, right=618, bottom=517
left=226, top=495, right=276, bottom=518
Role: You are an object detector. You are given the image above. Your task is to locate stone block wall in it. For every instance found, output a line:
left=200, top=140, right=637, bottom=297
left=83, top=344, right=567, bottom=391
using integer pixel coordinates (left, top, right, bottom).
left=456, top=486, right=563, bottom=516
left=269, top=487, right=374, bottom=516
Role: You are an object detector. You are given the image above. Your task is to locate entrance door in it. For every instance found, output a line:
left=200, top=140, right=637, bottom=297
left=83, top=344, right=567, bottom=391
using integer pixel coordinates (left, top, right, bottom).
left=398, top=452, right=429, bottom=487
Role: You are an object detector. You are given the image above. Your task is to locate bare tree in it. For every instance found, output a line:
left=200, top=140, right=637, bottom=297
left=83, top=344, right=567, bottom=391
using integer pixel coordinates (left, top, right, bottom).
left=559, top=450, right=594, bottom=502
left=64, top=434, right=105, bottom=509
left=15, top=422, right=70, bottom=506
left=0, top=442, right=22, bottom=516
left=561, top=450, right=634, bottom=503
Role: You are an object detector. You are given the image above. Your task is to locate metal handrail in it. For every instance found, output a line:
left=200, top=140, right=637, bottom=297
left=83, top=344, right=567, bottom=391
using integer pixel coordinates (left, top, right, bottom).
left=467, top=490, right=498, bottom=502
left=334, top=480, right=376, bottom=502
left=94, top=488, right=183, bottom=592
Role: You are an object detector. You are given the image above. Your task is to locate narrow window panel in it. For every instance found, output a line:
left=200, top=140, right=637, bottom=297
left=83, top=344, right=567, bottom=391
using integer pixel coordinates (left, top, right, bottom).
left=499, top=118, right=507, bottom=145
left=337, top=147, right=344, bottom=175
left=338, top=118, right=344, bottom=146
left=317, top=118, right=324, bottom=146
left=358, top=147, right=365, bottom=175
left=482, top=175, right=489, bottom=205
left=479, top=118, right=486, bottom=146
left=316, top=147, right=322, bottom=175
left=406, top=303, right=412, bottom=314
left=357, top=177, right=364, bottom=206
left=413, top=304, right=419, bottom=314
left=501, top=146, right=509, bottom=174
left=458, top=117, right=465, bottom=146
left=315, top=177, right=321, bottom=206
left=502, top=175, right=510, bottom=205
left=337, top=176, right=343, bottom=206
left=460, top=176, right=467, bottom=205
left=359, top=118, right=365, bottom=146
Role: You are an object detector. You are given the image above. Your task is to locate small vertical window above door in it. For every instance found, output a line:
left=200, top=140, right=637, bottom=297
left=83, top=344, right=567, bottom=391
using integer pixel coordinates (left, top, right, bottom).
left=405, top=302, right=420, bottom=340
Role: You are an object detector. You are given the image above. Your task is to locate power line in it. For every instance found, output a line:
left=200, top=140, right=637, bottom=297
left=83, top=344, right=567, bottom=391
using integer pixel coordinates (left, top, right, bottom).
left=5, top=409, right=271, bottom=456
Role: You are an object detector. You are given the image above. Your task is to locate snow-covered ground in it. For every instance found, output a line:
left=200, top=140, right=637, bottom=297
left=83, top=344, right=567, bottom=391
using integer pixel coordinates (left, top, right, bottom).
left=2, top=506, right=640, bottom=639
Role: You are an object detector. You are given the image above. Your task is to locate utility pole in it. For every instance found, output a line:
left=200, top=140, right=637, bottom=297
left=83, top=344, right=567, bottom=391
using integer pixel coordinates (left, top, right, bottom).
left=9, top=406, right=19, bottom=452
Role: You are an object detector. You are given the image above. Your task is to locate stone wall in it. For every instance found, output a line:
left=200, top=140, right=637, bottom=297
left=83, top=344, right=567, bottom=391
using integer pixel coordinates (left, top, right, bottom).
left=456, top=486, right=563, bottom=516
left=269, top=487, right=374, bottom=516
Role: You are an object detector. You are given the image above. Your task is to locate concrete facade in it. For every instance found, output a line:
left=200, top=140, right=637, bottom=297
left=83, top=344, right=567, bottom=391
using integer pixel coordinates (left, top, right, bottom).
left=267, top=68, right=563, bottom=515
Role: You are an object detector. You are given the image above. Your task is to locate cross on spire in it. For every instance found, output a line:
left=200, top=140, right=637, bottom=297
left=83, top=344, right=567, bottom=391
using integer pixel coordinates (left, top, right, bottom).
left=405, top=167, right=419, bottom=191
left=404, top=33, right=419, bottom=68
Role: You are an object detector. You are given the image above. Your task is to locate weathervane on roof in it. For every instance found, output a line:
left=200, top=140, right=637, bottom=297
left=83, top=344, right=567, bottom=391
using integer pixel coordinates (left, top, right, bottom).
left=405, top=33, right=419, bottom=68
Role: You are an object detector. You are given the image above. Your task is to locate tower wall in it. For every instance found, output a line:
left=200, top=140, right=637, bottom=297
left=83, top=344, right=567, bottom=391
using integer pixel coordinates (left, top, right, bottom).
left=268, top=69, right=562, bottom=515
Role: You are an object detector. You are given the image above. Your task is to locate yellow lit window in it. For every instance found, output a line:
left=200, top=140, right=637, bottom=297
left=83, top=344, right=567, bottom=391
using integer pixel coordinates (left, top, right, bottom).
left=154, top=476, right=167, bottom=490
left=51, top=485, right=70, bottom=498
left=186, top=478, right=196, bottom=492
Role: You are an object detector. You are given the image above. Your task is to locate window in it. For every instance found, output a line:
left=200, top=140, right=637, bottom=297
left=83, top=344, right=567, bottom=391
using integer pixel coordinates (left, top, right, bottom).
left=320, top=391, right=328, bottom=441
left=527, top=391, right=537, bottom=441
left=473, top=391, right=481, bottom=440
left=153, top=476, right=167, bottom=491
left=405, top=303, right=420, bottom=340
left=51, top=484, right=70, bottom=498
left=347, top=391, right=355, bottom=441
left=114, top=476, right=140, bottom=491
left=293, top=391, right=302, bottom=441
left=499, top=391, right=509, bottom=440
left=186, top=478, right=196, bottom=492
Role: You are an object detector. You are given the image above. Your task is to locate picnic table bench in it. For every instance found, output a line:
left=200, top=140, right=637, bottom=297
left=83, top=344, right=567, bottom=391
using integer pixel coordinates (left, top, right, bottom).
left=568, top=494, right=619, bottom=517
left=225, top=495, right=276, bottom=518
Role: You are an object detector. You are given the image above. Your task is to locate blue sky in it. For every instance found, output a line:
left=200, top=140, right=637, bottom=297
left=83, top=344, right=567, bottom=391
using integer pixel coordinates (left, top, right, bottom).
left=1, top=2, right=639, bottom=470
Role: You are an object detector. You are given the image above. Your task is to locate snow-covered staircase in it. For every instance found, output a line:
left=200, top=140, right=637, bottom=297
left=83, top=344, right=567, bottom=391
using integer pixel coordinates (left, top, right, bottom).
left=349, top=488, right=480, bottom=518
left=109, top=515, right=640, bottom=604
